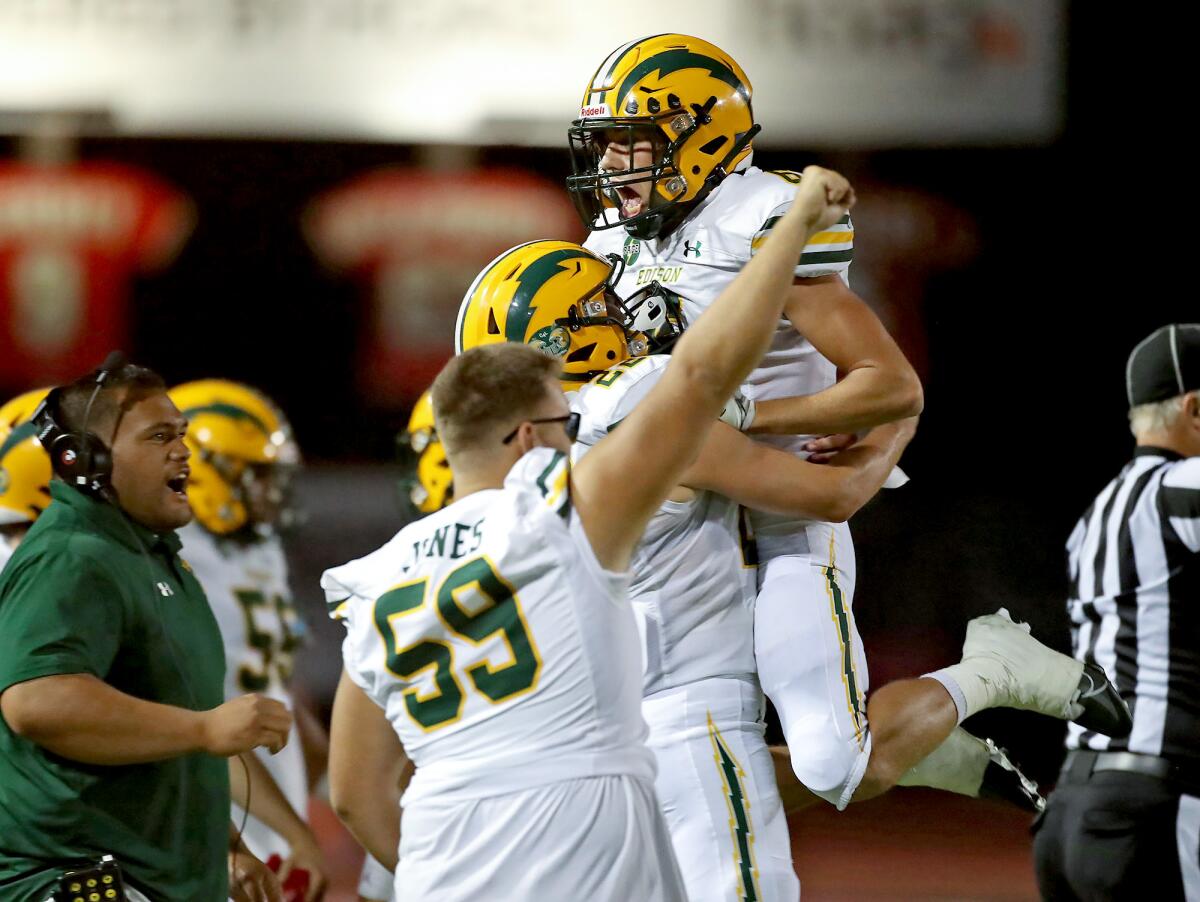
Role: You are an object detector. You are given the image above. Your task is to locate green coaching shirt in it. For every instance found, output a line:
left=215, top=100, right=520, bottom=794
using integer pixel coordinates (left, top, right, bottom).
left=0, top=483, right=229, bottom=902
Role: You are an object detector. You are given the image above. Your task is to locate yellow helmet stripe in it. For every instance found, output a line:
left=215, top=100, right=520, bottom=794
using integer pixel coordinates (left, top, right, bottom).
left=615, top=49, right=748, bottom=110
left=504, top=248, right=598, bottom=344
left=0, top=421, right=36, bottom=465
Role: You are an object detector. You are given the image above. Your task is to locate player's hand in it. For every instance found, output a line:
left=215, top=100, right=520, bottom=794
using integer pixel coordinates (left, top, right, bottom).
left=791, top=165, right=856, bottom=233
left=803, top=433, right=858, bottom=464
left=278, top=833, right=329, bottom=902
left=230, top=849, right=284, bottom=902
left=201, top=694, right=293, bottom=756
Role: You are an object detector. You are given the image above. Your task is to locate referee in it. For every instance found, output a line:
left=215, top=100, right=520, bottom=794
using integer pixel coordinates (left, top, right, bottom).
left=1034, top=324, right=1200, bottom=900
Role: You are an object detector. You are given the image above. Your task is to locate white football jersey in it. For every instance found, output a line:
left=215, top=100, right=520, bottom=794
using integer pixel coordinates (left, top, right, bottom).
left=178, top=522, right=308, bottom=859
left=324, top=448, right=654, bottom=807
left=572, top=356, right=758, bottom=696
left=585, top=164, right=854, bottom=542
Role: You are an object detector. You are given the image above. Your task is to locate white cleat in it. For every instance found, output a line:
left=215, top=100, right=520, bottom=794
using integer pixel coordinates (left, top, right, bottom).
left=961, top=608, right=1085, bottom=721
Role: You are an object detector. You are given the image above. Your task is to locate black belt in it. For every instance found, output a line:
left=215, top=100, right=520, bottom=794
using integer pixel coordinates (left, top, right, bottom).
left=1064, top=749, right=1200, bottom=796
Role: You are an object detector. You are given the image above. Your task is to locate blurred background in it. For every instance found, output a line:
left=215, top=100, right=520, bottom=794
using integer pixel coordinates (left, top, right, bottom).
left=0, top=1, right=1182, bottom=898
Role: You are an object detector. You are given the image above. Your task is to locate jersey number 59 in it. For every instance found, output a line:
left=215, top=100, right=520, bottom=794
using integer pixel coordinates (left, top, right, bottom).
left=373, top=557, right=543, bottom=731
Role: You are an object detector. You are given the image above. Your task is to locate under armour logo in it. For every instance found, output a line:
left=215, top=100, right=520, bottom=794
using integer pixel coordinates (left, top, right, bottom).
left=684, top=240, right=702, bottom=258
left=157, top=581, right=174, bottom=597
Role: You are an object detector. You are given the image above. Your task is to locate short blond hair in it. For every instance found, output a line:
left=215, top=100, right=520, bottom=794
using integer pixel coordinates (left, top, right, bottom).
left=431, top=344, right=562, bottom=453
left=1129, top=393, right=1187, bottom=436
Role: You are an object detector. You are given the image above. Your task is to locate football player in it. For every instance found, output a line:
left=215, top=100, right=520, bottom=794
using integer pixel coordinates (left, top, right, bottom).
left=457, top=239, right=919, bottom=899
left=567, top=34, right=1128, bottom=829
left=168, top=379, right=328, bottom=899
left=323, top=166, right=853, bottom=901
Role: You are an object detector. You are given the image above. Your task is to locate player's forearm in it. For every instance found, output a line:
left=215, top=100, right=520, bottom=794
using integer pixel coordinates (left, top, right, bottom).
left=0, top=673, right=206, bottom=765
left=808, top=418, right=916, bottom=520
left=670, top=209, right=819, bottom=411
left=750, top=365, right=923, bottom=436
left=689, top=419, right=911, bottom=521
left=229, top=750, right=314, bottom=851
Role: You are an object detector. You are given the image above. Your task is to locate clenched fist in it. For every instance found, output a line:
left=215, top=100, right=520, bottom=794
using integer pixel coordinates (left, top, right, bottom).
left=201, top=694, right=293, bottom=756
left=789, top=165, right=856, bottom=234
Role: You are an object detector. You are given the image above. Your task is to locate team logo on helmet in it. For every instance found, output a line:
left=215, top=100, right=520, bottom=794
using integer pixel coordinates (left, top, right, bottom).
left=0, top=468, right=9, bottom=494
left=528, top=324, right=571, bottom=357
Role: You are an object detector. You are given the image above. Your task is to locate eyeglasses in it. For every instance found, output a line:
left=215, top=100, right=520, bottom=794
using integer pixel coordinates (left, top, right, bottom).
left=501, top=412, right=581, bottom=445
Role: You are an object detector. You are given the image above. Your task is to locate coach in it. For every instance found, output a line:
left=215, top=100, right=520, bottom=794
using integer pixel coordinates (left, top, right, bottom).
left=0, top=359, right=291, bottom=902
left=1034, top=324, right=1200, bottom=900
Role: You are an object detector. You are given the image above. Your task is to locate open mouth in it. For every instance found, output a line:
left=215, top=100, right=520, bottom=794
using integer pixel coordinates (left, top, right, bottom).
left=166, top=471, right=189, bottom=497
left=614, top=185, right=644, bottom=219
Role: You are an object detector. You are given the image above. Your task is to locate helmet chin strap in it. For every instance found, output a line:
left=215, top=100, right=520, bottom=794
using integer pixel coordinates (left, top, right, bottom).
left=624, top=122, right=763, bottom=242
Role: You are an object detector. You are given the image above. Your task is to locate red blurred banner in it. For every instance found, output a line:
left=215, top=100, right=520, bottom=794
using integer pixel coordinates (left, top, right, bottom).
left=305, top=167, right=580, bottom=407
left=0, top=160, right=192, bottom=389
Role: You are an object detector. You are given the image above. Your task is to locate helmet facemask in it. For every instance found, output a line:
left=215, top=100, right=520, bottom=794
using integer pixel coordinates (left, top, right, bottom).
left=567, top=113, right=705, bottom=240
left=622, top=282, right=688, bottom=353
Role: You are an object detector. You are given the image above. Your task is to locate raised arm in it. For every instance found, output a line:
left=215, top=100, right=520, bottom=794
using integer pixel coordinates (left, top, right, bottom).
left=329, top=669, right=407, bottom=872
left=681, top=417, right=916, bottom=522
left=748, top=279, right=923, bottom=436
left=572, top=167, right=856, bottom=570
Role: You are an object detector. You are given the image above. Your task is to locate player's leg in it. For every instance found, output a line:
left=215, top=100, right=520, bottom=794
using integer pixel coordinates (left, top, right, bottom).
left=644, top=677, right=798, bottom=902
left=925, top=609, right=1130, bottom=736
left=757, top=522, right=1053, bottom=809
left=754, top=522, right=872, bottom=810
left=850, top=677, right=956, bottom=799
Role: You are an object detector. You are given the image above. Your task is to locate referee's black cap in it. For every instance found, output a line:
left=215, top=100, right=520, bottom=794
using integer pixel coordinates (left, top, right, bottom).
left=1126, top=324, right=1200, bottom=407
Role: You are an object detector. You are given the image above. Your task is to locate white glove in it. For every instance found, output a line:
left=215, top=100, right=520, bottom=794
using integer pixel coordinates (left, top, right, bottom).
left=883, top=466, right=909, bottom=489
left=719, top=391, right=757, bottom=431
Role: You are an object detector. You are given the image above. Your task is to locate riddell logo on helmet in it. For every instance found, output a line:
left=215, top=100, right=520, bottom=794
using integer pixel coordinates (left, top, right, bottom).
left=579, top=105, right=610, bottom=118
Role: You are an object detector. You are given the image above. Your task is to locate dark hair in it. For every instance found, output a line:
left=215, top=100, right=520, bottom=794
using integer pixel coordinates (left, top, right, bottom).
left=431, top=345, right=561, bottom=453
left=56, top=363, right=167, bottom=441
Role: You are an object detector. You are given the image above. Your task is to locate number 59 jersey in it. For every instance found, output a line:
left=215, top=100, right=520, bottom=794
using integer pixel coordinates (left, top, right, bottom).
left=324, top=447, right=655, bottom=806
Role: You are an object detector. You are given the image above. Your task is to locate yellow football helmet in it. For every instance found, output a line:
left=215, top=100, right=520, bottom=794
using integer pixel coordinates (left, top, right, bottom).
left=168, top=380, right=299, bottom=536
left=0, top=389, right=52, bottom=526
left=397, top=389, right=454, bottom=517
left=456, top=239, right=684, bottom=385
left=567, top=33, right=760, bottom=239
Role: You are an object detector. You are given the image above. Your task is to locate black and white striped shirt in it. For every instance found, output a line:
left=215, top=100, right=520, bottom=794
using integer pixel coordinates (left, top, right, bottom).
left=1066, top=447, right=1200, bottom=764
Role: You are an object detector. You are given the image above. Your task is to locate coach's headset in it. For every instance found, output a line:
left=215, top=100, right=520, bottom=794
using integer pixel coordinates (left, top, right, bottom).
left=31, top=350, right=126, bottom=500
